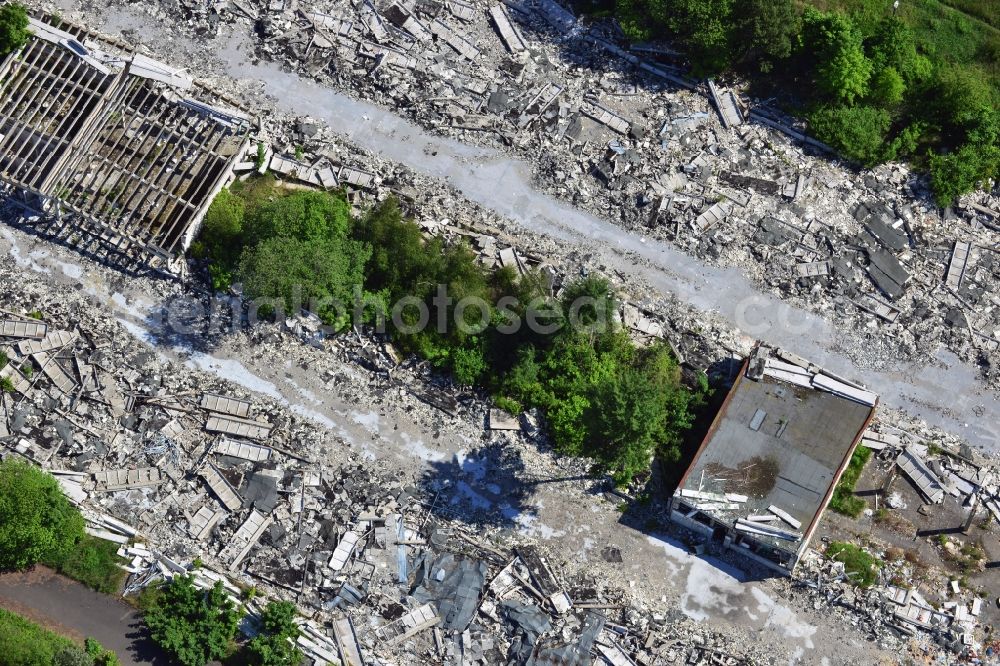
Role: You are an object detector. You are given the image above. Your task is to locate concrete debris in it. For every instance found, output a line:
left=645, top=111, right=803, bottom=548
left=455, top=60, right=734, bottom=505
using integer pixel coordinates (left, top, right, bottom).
left=1, top=4, right=999, bottom=664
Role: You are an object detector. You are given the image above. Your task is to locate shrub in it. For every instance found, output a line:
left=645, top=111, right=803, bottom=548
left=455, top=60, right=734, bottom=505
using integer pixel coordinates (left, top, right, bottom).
left=827, top=541, right=881, bottom=587
left=0, top=608, right=77, bottom=666
left=808, top=105, right=892, bottom=166
left=246, top=601, right=303, bottom=666
left=0, top=3, right=29, bottom=58
left=48, top=536, right=126, bottom=594
left=144, top=576, right=242, bottom=666
left=829, top=445, right=871, bottom=517
left=0, top=459, right=85, bottom=570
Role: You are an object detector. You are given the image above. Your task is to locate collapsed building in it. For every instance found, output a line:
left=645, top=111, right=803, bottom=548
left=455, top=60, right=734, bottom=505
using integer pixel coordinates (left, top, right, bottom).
left=669, top=344, right=878, bottom=573
left=0, top=16, right=251, bottom=270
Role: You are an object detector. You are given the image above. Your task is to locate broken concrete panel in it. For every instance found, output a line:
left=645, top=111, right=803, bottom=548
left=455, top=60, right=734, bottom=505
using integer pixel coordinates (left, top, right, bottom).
left=854, top=294, right=901, bottom=324
left=332, top=615, right=366, bottom=666
left=375, top=603, right=440, bottom=645
left=488, top=5, right=527, bottom=53
left=220, top=509, right=273, bottom=572
left=205, top=413, right=273, bottom=440
left=17, top=329, right=76, bottom=355
left=201, top=393, right=252, bottom=418
left=188, top=504, right=227, bottom=540
left=329, top=530, right=362, bottom=571
left=692, top=200, right=732, bottom=233
left=215, top=438, right=272, bottom=462
left=581, top=100, right=630, bottom=135
left=795, top=260, right=831, bottom=278
left=946, top=241, right=972, bottom=291
left=201, top=464, right=244, bottom=512
left=865, top=248, right=909, bottom=300
left=896, top=447, right=946, bottom=504
left=707, top=79, right=743, bottom=129
left=93, top=467, right=164, bottom=491
left=0, top=319, right=48, bottom=340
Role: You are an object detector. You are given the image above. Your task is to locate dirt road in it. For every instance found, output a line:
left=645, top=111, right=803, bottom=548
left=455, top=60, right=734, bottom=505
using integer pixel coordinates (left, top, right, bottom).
left=0, top=567, right=168, bottom=666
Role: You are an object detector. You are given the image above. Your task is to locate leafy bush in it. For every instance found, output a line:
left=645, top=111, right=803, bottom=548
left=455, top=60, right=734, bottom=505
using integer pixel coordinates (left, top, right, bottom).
left=144, top=576, right=242, bottom=666
left=84, top=638, right=121, bottom=666
left=48, top=536, right=127, bottom=594
left=0, top=459, right=85, bottom=570
left=247, top=601, right=303, bottom=666
left=826, top=541, right=881, bottom=587
left=801, top=8, right=873, bottom=104
left=0, top=3, right=29, bottom=58
left=808, top=105, right=892, bottom=166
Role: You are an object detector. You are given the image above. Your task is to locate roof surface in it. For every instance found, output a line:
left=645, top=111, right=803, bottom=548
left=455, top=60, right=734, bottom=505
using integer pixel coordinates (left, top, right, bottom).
left=678, top=346, right=876, bottom=551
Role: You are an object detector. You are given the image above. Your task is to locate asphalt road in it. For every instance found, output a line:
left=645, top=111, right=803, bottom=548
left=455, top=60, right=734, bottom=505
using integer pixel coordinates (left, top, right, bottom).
left=0, top=567, right=169, bottom=666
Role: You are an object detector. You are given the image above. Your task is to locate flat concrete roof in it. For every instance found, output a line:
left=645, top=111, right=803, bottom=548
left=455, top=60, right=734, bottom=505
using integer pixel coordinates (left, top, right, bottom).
left=677, top=345, right=876, bottom=553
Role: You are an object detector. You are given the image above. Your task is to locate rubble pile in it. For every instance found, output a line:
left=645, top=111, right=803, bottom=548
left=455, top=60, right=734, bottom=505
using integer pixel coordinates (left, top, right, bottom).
left=794, top=550, right=998, bottom=661
left=0, top=267, right=795, bottom=665
left=3, top=206, right=997, bottom=662
left=98, top=0, right=1000, bottom=387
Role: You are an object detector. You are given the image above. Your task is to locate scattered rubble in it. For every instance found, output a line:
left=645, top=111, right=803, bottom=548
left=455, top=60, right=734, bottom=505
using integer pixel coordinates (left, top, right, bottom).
left=71, top=0, right=1000, bottom=388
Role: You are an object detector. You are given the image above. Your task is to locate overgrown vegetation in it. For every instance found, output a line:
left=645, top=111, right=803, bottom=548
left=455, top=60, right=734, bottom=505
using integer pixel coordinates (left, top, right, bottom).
left=600, top=0, right=1000, bottom=204
left=48, top=536, right=127, bottom=594
left=246, top=601, right=303, bottom=666
left=826, top=541, right=882, bottom=587
left=196, top=182, right=706, bottom=485
left=0, top=608, right=120, bottom=666
left=0, top=2, right=29, bottom=58
left=143, top=575, right=241, bottom=666
left=0, top=459, right=125, bottom=593
left=828, top=444, right=871, bottom=517
left=0, top=459, right=85, bottom=570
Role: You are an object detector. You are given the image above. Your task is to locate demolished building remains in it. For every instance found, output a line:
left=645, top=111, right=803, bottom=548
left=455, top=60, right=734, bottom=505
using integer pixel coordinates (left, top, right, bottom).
left=670, top=343, right=878, bottom=573
left=0, top=16, right=251, bottom=269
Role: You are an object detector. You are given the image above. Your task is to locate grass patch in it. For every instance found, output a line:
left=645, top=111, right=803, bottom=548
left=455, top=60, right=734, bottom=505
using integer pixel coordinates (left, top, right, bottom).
left=0, top=607, right=77, bottom=664
left=827, top=541, right=882, bottom=587
left=828, top=445, right=871, bottom=517
left=46, top=535, right=127, bottom=594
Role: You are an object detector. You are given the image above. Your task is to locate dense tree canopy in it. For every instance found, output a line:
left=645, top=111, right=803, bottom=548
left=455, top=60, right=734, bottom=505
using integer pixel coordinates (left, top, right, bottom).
left=144, top=576, right=242, bottom=666
left=247, top=601, right=303, bottom=666
left=0, top=459, right=85, bottom=571
left=0, top=3, right=29, bottom=58
left=196, top=186, right=702, bottom=485
left=606, top=0, right=1000, bottom=204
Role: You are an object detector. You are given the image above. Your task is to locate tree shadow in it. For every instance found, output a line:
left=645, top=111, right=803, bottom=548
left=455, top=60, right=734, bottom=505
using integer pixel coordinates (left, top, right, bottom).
left=417, top=439, right=538, bottom=529
left=416, top=435, right=602, bottom=531
left=122, top=616, right=174, bottom=666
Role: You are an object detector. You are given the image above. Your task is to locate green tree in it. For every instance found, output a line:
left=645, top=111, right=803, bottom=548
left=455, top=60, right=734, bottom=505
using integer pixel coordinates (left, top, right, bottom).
left=0, top=3, right=29, bottom=58
left=237, top=235, right=370, bottom=329
left=732, top=0, right=799, bottom=72
left=808, top=105, right=892, bottom=166
left=661, top=0, right=735, bottom=76
left=0, top=459, right=85, bottom=571
left=868, top=66, right=905, bottom=107
left=144, top=576, right=242, bottom=666
left=801, top=8, right=872, bottom=105
left=247, top=601, right=303, bottom=666
left=867, top=17, right=930, bottom=85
